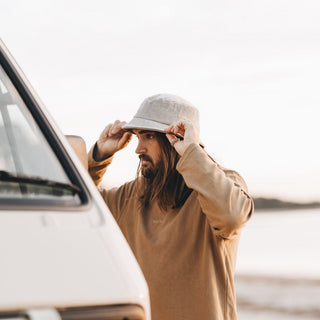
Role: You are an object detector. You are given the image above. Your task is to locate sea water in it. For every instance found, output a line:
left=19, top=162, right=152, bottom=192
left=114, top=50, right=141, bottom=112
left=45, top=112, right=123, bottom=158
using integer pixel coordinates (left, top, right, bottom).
left=236, top=208, right=320, bottom=278
left=235, top=208, right=320, bottom=320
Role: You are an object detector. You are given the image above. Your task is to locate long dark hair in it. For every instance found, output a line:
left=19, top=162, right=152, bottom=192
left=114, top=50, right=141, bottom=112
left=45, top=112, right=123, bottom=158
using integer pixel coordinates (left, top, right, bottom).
left=137, top=132, right=192, bottom=211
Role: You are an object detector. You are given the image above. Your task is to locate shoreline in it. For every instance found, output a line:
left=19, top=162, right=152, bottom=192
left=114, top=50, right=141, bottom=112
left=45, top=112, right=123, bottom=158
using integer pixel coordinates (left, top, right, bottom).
left=253, top=197, right=320, bottom=212
left=235, top=273, right=320, bottom=285
left=235, top=273, right=320, bottom=319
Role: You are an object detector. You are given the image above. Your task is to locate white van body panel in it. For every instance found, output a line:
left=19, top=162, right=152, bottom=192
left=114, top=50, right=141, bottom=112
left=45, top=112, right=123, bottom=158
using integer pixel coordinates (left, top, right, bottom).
left=0, top=39, right=150, bottom=320
left=0, top=209, right=148, bottom=310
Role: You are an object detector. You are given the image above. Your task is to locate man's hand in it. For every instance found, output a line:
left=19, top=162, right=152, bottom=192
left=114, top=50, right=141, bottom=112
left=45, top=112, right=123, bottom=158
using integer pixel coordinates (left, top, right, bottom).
left=94, top=120, right=132, bottom=161
left=165, top=120, right=200, bottom=156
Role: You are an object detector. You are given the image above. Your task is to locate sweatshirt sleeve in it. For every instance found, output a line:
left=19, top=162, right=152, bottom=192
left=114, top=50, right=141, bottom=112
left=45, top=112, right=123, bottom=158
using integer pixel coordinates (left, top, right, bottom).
left=87, top=143, right=137, bottom=222
left=176, top=143, right=254, bottom=239
left=88, top=143, right=114, bottom=186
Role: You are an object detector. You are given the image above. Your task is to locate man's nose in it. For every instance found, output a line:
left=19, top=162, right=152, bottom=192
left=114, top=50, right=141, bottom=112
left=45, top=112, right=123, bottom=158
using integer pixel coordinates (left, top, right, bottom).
left=135, top=140, right=147, bottom=154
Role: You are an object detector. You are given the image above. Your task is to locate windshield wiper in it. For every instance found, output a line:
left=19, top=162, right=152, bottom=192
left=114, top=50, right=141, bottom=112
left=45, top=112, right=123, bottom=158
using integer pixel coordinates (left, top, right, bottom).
left=0, top=170, right=81, bottom=195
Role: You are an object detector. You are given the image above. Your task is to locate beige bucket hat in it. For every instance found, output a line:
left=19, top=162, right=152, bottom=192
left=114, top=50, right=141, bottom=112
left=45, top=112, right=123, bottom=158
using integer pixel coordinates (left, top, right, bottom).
left=122, top=94, right=201, bottom=139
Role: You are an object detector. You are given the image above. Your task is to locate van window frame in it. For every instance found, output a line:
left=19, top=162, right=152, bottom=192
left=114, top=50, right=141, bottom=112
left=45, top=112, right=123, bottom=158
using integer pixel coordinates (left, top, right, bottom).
left=0, top=43, right=91, bottom=211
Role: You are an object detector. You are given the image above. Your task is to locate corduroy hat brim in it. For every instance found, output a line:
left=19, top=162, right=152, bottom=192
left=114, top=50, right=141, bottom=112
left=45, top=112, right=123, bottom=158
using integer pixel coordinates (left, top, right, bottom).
left=122, top=117, right=169, bottom=133
left=122, top=117, right=205, bottom=148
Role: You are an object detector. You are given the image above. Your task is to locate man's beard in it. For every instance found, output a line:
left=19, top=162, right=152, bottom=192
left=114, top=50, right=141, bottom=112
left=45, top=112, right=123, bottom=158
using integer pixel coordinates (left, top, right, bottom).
left=139, top=155, right=159, bottom=179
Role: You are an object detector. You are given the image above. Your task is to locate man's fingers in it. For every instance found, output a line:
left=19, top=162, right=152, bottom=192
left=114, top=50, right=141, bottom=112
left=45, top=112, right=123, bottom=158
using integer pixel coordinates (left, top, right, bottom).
left=165, top=119, right=200, bottom=156
left=119, top=131, right=133, bottom=147
left=109, top=120, right=121, bottom=136
left=96, top=121, right=131, bottom=160
left=165, top=121, right=187, bottom=138
left=166, top=133, right=182, bottom=150
left=100, top=124, right=113, bottom=139
left=107, top=120, right=127, bottom=137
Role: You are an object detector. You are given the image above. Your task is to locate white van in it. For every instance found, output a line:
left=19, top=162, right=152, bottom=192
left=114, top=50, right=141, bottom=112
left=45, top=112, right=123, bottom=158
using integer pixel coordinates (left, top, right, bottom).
left=0, top=39, right=150, bottom=320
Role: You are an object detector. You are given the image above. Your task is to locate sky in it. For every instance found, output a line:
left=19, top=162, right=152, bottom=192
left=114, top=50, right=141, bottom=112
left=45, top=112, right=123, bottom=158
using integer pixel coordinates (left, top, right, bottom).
left=0, top=0, right=319, bottom=202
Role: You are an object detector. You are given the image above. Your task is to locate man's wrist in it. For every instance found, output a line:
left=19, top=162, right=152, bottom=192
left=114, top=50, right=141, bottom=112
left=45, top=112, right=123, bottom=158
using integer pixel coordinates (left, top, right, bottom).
left=93, top=143, right=113, bottom=162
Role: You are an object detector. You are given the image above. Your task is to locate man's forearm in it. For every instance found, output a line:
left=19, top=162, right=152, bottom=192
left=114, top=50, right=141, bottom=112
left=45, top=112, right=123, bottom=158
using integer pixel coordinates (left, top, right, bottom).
left=88, top=143, right=114, bottom=186
left=177, top=143, right=253, bottom=239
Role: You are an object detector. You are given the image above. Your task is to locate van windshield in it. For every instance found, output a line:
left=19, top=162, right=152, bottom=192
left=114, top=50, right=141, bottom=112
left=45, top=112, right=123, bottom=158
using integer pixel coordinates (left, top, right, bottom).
left=0, top=65, right=81, bottom=205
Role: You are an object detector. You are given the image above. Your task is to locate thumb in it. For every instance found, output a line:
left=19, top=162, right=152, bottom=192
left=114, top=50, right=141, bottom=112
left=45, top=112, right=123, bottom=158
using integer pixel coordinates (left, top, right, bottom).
left=166, top=133, right=180, bottom=148
left=118, top=131, right=132, bottom=149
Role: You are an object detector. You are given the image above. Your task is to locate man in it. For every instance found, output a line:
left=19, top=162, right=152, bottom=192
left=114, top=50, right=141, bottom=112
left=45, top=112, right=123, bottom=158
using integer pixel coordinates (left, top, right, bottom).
left=88, top=94, right=253, bottom=320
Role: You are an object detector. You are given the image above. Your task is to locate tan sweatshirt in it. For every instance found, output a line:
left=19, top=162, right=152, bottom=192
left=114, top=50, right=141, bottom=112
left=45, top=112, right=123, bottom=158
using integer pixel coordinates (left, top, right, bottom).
left=88, top=143, right=253, bottom=320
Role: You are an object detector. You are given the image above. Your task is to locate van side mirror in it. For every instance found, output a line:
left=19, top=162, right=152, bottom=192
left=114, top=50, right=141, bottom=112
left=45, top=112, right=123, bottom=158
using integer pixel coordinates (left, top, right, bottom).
left=65, top=135, right=88, bottom=170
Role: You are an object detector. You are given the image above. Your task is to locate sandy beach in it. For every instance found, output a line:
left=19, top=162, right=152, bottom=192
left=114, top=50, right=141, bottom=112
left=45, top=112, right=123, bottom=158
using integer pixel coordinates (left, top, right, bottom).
left=236, top=274, right=320, bottom=319
left=235, top=209, right=320, bottom=320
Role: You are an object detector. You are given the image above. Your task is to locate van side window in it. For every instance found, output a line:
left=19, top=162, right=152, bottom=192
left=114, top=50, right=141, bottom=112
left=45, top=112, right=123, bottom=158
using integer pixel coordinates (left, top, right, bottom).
left=0, top=65, right=81, bottom=206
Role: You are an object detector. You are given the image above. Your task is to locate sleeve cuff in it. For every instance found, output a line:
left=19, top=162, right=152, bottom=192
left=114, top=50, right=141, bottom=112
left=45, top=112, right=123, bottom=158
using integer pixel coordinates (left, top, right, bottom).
left=88, top=142, right=114, bottom=167
left=176, top=143, right=212, bottom=172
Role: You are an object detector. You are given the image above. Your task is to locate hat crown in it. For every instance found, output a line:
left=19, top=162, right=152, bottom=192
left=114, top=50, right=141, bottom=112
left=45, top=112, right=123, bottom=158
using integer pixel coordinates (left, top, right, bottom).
left=122, top=94, right=203, bottom=146
left=136, top=94, right=199, bottom=128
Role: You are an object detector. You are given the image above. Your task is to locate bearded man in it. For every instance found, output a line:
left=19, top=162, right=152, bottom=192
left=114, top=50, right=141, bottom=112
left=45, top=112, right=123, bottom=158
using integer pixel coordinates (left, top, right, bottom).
left=88, top=94, right=253, bottom=320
